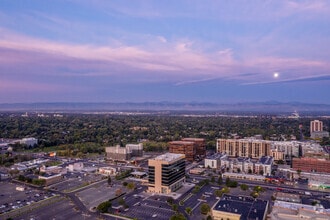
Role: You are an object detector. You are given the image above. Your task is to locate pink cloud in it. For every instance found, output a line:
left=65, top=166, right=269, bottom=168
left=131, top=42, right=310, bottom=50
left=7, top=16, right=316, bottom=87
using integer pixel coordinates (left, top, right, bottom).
left=0, top=28, right=329, bottom=86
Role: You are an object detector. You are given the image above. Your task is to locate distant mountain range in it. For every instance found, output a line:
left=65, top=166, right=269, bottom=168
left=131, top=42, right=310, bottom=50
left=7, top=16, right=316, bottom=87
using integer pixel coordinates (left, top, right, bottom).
left=0, top=101, right=329, bottom=113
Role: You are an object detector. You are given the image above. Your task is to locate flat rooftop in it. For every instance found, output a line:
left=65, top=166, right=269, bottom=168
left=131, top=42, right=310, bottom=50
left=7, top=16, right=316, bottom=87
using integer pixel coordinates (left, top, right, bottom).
left=213, top=194, right=268, bottom=220
left=181, top=138, right=205, bottom=141
left=168, top=141, right=194, bottom=145
left=153, top=153, right=185, bottom=162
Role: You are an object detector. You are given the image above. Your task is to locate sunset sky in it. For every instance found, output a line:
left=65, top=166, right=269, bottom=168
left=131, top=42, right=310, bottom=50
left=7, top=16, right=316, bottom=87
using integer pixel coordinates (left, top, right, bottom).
left=1, top=0, right=330, bottom=104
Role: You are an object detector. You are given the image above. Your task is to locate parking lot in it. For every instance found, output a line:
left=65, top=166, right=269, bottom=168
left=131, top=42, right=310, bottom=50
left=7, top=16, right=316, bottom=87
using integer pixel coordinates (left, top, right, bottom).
left=49, top=172, right=103, bottom=192
left=18, top=197, right=88, bottom=220
left=0, top=182, right=56, bottom=216
left=116, top=193, right=175, bottom=220
left=77, top=182, right=127, bottom=210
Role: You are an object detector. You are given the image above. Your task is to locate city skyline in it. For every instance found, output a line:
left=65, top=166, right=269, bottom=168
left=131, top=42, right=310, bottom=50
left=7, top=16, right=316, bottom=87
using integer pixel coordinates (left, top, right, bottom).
left=1, top=1, right=330, bottom=104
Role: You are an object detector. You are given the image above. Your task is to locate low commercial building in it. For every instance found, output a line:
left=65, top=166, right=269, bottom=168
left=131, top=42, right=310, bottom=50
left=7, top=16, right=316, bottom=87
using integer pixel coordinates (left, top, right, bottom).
left=98, top=167, right=117, bottom=175
left=308, top=180, right=330, bottom=190
left=189, top=167, right=205, bottom=175
left=39, top=173, right=63, bottom=186
left=212, top=194, right=268, bottom=220
left=270, top=200, right=330, bottom=220
left=274, top=192, right=301, bottom=203
left=19, top=137, right=38, bottom=147
left=67, top=162, right=84, bottom=172
left=40, top=165, right=66, bottom=175
left=148, top=153, right=185, bottom=194
left=311, top=131, right=330, bottom=139
left=222, top=173, right=266, bottom=182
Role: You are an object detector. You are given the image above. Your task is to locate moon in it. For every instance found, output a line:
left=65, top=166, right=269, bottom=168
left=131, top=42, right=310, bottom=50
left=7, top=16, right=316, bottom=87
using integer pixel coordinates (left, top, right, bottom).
left=273, top=72, right=279, bottom=78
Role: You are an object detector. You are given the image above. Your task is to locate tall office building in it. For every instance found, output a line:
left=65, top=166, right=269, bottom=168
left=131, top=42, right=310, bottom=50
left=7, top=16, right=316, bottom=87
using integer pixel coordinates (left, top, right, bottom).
left=310, top=120, right=323, bottom=133
left=148, top=153, right=185, bottom=194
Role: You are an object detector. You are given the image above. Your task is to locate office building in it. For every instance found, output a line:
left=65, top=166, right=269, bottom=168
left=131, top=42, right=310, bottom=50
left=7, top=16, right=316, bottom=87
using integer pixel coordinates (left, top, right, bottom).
left=126, top=143, right=143, bottom=157
left=212, top=194, right=268, bottom=220
left=216, top=138, right=271, bottom=159
left=148, top=153, right=185, bottom=194
left=181, top=138, right=206, bottom=159
left=106, top=145, right=131, bottom=161
left=169, top=138, right=206, bottom=162
left=168, top=141, right=196, bottom=162
left=105, top=143, right=144, bottom=161
left=292, top=157, right=330, bottom=173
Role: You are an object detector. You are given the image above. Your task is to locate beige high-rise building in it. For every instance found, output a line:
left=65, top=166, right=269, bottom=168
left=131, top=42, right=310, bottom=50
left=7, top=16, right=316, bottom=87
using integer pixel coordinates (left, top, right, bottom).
left=216, top=138, right=271, bottom=159
left=148, top=153, right=185, bottom=194
left=310, top=120, right=323, bottom=133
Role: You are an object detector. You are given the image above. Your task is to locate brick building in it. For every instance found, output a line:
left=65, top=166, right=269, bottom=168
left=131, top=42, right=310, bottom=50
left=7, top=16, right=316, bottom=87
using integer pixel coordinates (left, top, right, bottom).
left=292, top=157, right=330, bottom=173
left=169, top=138, right=206, bottom=162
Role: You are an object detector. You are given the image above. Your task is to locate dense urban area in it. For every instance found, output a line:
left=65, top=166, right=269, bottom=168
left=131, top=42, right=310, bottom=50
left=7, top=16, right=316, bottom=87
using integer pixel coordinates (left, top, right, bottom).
left=0, top=111, right=330, bottom=220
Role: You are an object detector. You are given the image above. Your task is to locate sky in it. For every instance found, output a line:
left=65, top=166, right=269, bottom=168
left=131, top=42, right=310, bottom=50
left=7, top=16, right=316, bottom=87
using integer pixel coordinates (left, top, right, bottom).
left=0, top=0, right=330, bottom=104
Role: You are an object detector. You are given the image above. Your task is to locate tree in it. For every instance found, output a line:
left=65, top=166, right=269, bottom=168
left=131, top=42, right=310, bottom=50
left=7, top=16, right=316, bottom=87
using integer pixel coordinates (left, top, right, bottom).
left=240, top=184, right=248, bottom=191
left=251, top=191, right=259, bottom=198
left=200, top=203, right=210, bottom=215
left=211, top=176, right=215, bottom=183
left=222, top=187, right=230, bottom=194
left=217, top=176, right=223, bottom=185
left=185, top=207, right=192, bottom=215
left=127, top=182, right=135, bottom=190
left=172, top=204, right=179, bottom=212
left=167, top=197, right=174, bottom=205
left=115, top=188, right=122, bottom=196
left=225, top=177, right=230, bottom=185
left=107, top=176, right=112, bottom=186
left=170, top=213, right=186, bottom=220
left=297, top=169, right=302, bottom=177
left=96, top=201, right=111, bottom=213
left=192, top=185, right=201, bottom=194
left=118, top=198, right=125, bottom=206
left=253, top=186, right=264, bottom=193
left=215, top=189, right=222, bottom=197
